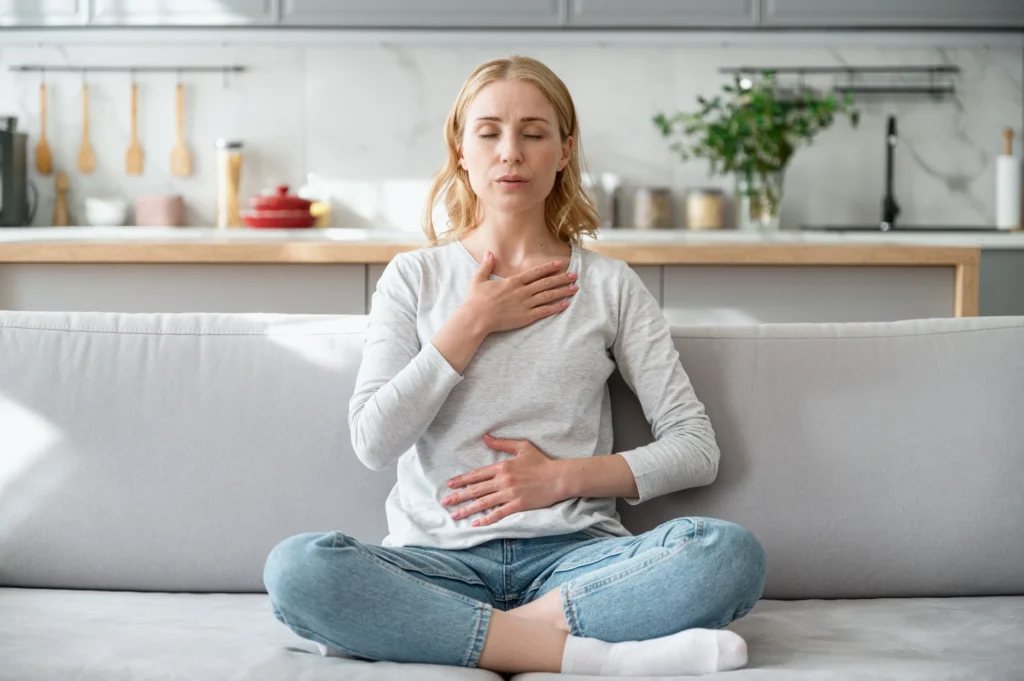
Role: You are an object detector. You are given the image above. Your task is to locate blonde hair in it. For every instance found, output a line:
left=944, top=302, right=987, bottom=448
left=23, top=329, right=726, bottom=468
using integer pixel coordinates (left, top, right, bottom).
left=422, top=55, right=601, bottom=247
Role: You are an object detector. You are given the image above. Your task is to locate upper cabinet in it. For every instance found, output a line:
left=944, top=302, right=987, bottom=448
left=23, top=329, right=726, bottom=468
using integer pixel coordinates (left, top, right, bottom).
left=281, top=0, right=567, bottom=28
left=0, top=0, right=87, bottom=26
left=3, top=0, right=1020, bottom=29
left=568, top=0, right=759, bottom=27
left=90, top=0, right=277, bottom=25
left=763, top=0, right=1024, bottom=28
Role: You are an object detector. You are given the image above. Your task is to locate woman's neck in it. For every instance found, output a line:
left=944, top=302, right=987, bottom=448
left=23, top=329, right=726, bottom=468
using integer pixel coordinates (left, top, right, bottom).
left=463, top=215, right=570, bottom=269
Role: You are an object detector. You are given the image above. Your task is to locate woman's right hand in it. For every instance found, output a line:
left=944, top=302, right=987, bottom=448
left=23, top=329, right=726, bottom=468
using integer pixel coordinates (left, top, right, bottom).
left=466, top=251, right=579, bottom=335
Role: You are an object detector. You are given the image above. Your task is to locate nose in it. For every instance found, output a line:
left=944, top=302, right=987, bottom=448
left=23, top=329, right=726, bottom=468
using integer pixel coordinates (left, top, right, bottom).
left=498, top=131, right=523, bottom=165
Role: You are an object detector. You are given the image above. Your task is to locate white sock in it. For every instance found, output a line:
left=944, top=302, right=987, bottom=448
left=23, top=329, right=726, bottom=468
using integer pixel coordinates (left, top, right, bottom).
left=315, top=642, right=353, bottom=659
left=561, top=628, right=748, bottom=677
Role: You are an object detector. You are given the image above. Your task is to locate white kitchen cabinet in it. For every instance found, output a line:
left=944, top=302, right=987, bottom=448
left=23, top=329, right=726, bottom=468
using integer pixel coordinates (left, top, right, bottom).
left=282, top=0, right=567, bottom=27
left=0, top=0, right=87, bottom=26
left=762, top=0, right=1024, bottom=28
left=568, top=0, right=759, bottom=27
left=90, top=0, right=277, bottom=26
left=661, top=265, right=954, bottom=324
left=0, top=264, right=366, bottom=314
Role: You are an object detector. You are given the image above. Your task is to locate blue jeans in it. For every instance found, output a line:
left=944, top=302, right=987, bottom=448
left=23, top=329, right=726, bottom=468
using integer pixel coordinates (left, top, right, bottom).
left=263, top=517, right=766, bottom=668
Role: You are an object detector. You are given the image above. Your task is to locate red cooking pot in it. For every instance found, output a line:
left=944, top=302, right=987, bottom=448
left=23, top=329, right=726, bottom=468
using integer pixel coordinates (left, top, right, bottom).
left=242, top=184, right=317, bottom=229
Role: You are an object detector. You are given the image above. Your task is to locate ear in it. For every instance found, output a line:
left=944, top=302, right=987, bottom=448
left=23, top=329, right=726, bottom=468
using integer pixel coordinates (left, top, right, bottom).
left=559, top=136, right=574, bottom=171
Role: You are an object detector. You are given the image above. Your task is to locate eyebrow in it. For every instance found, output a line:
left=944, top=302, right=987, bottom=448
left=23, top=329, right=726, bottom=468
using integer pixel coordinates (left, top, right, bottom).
left=474, top=116, right=551, bottom=124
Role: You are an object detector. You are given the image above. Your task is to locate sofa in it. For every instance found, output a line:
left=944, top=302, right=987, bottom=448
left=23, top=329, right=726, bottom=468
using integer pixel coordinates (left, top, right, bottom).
left=1, top=309, right=1022, bottom=681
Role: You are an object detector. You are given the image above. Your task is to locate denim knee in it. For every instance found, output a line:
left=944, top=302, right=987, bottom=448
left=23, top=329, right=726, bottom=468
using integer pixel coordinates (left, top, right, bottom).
left=263, top=531, right=335, bottom=609
left=704, top=519, right=767, bottom=620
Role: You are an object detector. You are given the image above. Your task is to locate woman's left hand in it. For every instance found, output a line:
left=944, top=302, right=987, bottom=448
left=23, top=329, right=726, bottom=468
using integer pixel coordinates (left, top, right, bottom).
left=441, top=433, right=568, bottom=527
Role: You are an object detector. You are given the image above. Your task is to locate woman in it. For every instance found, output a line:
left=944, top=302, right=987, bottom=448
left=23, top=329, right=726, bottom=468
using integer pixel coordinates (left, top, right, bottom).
left=264, top=55, right=766, bottom=677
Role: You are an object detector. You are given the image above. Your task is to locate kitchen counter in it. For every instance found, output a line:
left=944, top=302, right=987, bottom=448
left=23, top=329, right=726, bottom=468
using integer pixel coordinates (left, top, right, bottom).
left=0, top=227, right=1003, bottom=263
left=0, top=227, right=987, bottom=318
left=0, top=226, right=996, bottom=320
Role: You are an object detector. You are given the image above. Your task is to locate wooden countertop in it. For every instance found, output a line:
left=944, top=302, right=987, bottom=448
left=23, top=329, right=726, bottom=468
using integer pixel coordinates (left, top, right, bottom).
left=0, top=229, right=981, bottom=267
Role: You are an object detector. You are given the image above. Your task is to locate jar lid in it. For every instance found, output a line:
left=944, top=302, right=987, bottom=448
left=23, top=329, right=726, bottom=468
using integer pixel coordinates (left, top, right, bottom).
left=686, top=187, right=724, bottom=196
left=216, top=138, right=243, bottom=150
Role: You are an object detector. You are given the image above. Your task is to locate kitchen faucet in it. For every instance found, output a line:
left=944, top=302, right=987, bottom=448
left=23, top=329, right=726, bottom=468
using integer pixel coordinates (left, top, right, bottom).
left=881, top=115, right=900, bottom=231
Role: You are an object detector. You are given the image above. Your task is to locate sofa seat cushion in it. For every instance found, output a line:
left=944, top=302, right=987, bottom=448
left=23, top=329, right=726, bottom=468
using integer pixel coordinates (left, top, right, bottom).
left=0, top=588, right=501, bottom=681
left=3, top=588, right=1021, bottom=681
left=516, top=596, right=1024, bottom=680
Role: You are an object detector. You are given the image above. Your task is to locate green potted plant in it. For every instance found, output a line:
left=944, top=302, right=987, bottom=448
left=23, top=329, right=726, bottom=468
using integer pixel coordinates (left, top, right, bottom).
left=654, top=73, right=860, bottom=231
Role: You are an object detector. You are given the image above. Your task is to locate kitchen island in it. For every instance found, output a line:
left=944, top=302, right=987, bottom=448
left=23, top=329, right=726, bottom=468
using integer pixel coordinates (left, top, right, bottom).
left=1, top=226, right=1017, bottom=323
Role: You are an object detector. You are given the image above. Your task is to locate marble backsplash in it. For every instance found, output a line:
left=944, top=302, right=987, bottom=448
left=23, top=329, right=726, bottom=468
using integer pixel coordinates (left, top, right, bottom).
left=0, top=37, right=1020, bottom=231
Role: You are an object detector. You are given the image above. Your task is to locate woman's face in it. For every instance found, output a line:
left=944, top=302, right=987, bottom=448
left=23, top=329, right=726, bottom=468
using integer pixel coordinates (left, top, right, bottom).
left=459, top=79, right=573, bottom=219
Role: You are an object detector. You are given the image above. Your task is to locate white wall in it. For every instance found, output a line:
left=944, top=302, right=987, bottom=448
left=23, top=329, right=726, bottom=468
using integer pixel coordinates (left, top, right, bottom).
left=0, top=31, right=1020, bottom=231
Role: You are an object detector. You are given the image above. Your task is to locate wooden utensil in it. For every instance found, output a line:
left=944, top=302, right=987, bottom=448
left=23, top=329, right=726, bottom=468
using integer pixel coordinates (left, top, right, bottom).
left=170, top=82, right=191, bottom=177
left=125, top=82, right=143, bottom=175
left=77, top=83, right=95, bottom=174
left=52, top=172, right=70, bottom=226
left=35, top=83, right=52, bottom=175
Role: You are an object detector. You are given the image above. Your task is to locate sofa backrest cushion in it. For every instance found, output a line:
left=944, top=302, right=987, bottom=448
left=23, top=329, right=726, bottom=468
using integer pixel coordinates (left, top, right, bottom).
left=1, top=311, right=1021, bottom=598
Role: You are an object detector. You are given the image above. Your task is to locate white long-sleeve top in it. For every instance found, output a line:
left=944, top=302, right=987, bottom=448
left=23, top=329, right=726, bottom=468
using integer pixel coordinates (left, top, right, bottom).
left=348, top=239, right=720, bottom=549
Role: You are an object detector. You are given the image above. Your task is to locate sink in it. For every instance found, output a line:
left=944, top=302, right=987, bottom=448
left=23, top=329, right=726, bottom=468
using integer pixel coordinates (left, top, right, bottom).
left=800, top=225, right=1003, bottom=232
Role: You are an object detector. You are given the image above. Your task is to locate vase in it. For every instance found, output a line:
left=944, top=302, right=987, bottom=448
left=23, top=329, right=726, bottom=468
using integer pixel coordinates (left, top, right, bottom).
left=735, top=170, right=785, bottom=232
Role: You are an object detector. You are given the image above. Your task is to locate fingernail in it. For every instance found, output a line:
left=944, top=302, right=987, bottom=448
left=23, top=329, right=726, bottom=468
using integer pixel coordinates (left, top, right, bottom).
left=569, top=284, right=578, bottom=291
left=471, top=521, right=480, bottom=527
left=485, top=251, right=491, bottom=260
left=450, top=513, right=458, bottom=519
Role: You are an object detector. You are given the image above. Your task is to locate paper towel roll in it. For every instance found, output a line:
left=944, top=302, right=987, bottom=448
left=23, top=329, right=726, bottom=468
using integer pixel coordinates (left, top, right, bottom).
left=996, top=155, right=1021, bottom=230
left=997, top=127, right=1021, bottom=230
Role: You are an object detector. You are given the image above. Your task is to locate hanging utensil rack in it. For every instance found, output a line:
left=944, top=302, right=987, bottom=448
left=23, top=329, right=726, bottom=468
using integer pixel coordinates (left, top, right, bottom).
left=9, top=65, right=246, bottom=73
left=719, top=65, right=960, bottom=98
left=9, top=64, right=247, bottom=87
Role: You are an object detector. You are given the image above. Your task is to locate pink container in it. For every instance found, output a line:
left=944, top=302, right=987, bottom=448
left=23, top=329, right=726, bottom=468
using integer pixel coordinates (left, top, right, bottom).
left=135, top=195, right=185, bottom=227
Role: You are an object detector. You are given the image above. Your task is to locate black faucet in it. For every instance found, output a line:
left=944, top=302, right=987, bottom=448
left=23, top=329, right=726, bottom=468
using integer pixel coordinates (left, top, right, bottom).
left=881, top=115, right=900, bottom=231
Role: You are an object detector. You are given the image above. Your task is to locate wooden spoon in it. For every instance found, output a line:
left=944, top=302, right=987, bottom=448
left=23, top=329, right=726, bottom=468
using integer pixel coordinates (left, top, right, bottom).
left=77, top=83, right=95, bottom=174
left=170, top=82, right=191, bottom=177
left=125, top=82, right=143, bottom=175
left=52, top=172, right=70, bottom=227
left=35, top=82, right=52, bottom=175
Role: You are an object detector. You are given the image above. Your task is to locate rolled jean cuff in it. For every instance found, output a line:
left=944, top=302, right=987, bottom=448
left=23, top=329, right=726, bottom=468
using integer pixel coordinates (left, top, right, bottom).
left=462, top=602, right=493, bottom=667
left=560, top=582, right=584, bottom=637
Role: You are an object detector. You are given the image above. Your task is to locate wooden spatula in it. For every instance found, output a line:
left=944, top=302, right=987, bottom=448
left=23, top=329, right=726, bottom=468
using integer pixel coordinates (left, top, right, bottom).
left=35, top=82, right=52, bottom=175
left=125, top=82, right=143, bottom=175
left=77, top=83, right=95, bottom=174
left=170, top=82, right=191, bottom=177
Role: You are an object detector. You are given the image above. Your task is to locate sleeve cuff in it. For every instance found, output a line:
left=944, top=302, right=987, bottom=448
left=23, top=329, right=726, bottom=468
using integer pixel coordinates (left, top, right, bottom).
left=618, top=449, right=651, bottom=506
left=423, top=341, right=465, bottom=383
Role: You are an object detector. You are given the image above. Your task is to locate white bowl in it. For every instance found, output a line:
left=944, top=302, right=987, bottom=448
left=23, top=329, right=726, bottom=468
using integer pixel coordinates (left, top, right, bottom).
left=85, top=197, right=129, bottom=227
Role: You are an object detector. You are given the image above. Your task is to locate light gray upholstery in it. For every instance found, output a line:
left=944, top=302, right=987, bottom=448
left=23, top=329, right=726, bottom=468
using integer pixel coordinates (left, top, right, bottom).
left=1, top=311, right=1022, bottom=681
left=0, top=587, right=502, bottom=681
left=612, top=319, right=1024, bottom=600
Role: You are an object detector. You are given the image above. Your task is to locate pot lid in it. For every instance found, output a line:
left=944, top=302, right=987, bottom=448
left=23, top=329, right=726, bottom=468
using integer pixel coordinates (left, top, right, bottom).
left=250, top=184, right=313, bottom=211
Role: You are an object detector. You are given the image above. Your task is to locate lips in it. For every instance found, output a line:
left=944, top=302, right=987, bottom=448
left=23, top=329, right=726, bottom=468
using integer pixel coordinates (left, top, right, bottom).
left=497, top=175, right=528, bottom=184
